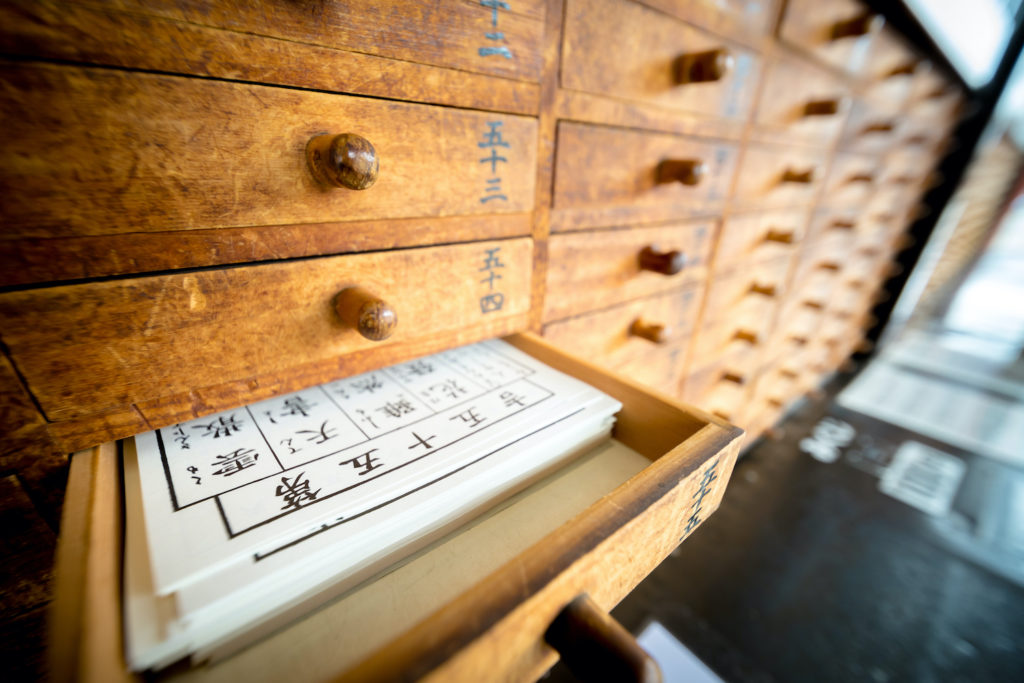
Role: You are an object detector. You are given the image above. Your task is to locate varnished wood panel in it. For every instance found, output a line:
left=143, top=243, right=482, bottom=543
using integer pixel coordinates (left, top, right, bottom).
left=545, top=223, right=715, bottom=321
left=820, top=151, right=881, bottom=208
left=552, top=122, right=738, bottom=230
left=0, top=239, right=533, bottom=422
left=702, top=256, right=793, bottom=326
left=0, top=0, right=540, bottom=115
left=561, top=0, right=762, bottom=122
left=0, top=63, right=537, bottom=240
left=777, top=0, right=880, bottom=75
left=84, top=0, right=546, bottom=83
left=731, top=142, right=828, bottom=208
left=753, top=54, right=851, bottom=145
left=715, top=209, right=809, bottom=269
left=637, top=0, right=780, bottom=46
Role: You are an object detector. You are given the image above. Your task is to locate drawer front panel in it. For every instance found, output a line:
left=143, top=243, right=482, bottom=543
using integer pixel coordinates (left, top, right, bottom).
left=702, top=256, right=792, bottom=326
left=562, top=0, right=762, bottom=122
left=542, top=286, right=702, bottom=371
left=0, top=239, right=532, bottom=420
left=754, top=56, right=850, bottom=144
left=716, top=209, right=809, bottom=268
left=0, top=63, right=538, bottom=240
left=82, top=0, right=546, bottom=82
left=637, top=0, right=779, bottom=43
left=545, top=223, right=715, bottom=321
left=552, top=122, right=738, bottom=229
left=778, top=0, right=879, bottom=75
left=732, top=143, right=827, bottom=208
left=689, top=318, right=765, bottom=375
left=682, top=361, right=752, bottom=424
left=821, top=152, right=880, bottom=208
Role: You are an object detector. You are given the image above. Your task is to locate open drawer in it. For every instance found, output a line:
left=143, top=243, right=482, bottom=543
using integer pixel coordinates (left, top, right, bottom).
left=50, top=333, right=742, bottom=682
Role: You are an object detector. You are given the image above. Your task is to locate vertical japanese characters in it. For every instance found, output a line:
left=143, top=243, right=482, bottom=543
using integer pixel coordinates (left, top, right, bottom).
left=479, top=1, right=514, bottom=60
left=479, top=247, right=506, bottom=314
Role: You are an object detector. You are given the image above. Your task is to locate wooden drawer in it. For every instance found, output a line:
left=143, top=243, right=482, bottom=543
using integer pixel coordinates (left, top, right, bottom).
left=732, top=142, right=827, bottom=208
left=3, top=0, right=546, bottom=84
left=0, top=63, right=537, bottom=245
left=839, top=97, right=907, bottom=154
left=636, top=0, right=780, bottom=44
left=820, top=152, right=881, bottom=208
left=802, top=213, right=859, bottom=261
left=753, top=55, right=850, bottom=145
left=777, top=0, right=880, bottom=75
left=561, top=0, right=762, bottom=122
left=681, top=361, right=752, bottom=425
left=552, top=122, right=738, bottom=230
left=716, top=209, right=809, bottom=269
left=542, top=286, right=702, bottom=394
left=0, top=238, right=532, bottom=426
left=689, top=318, right=766, bottom=375
left=51, top=333, right=743, bottom=682
left=545, top=223, right=714, bottom=321
left=702, top=256, right=792, bottom=326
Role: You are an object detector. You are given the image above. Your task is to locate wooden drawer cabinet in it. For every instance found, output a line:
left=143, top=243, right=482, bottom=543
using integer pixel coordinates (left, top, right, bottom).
left=544, top=223, right=714, bottom=321
left=54, top=334, right=742, bottom=682
left=552, top=122, right=738, bottom=230
left=562, top=0, right=762, bottom=122
left=0, top=239, right=532, bottom=425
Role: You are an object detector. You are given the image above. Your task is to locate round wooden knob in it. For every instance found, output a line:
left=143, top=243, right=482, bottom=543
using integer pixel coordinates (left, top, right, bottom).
left=334, top=286, right=396, bottom=341
left=802, top=99, right=843, bottom=117
left=306, top=133, right=379, bottom=190
left=862, top=121, right=895, bottom=135
left=905, top=134, right=930, bottom=146
left=638, top=245, right=685, bottom=275
left=829, top=12, right=882, bottom=40
left=733, top=329, right=758, bottom=344
left=781, top=168, right=815, bottom=184
left=764, top=229, right=794, bottom=244
left=629, top=319, right=670, bottom=344
left=545, top=594, right=662, bottom=683
left=790, top=336, right=809, bottom=345
left=657, top=159, right=706, bottom=186
left=674, top=48, right=734, bottom=84
left=749, top=282, right=777, bottom=297
left=887, top=62, right=919, bottom=78
left=721, top=371, right=745, bottom=385
left=847, top=173, right=874, bottom=184
left=831, top=219, right=856, bottom=230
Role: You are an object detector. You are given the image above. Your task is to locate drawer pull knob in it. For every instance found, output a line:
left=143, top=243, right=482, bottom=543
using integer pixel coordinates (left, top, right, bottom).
left=780, top=368, right=800, bottom=379
left=306, top=133, right=379, bottom=190
left=764, top=229, right=795, bottom=244
left=721, top=371, right=746, bottom=385
left=802, top=99, right=843, bottom=117
left=750, top=282, right=777, bottom=297
left=832, top=219, right=856, bottom=230
left=819, top=262, right=841, bottom=272
left=905, top=134, right=931, bottom=146
left=334, top=286, right=397, bottom=341
left=733, top=329, right=758, bottom=344
left=847, top=173, right=874, bottom=184
left=629, top=319, right=670, bottom=344
left=545, top=593, right=662, bottom=683
left=862, top=121, right=895, bottom=135
left=892, top=175, right=916, bottom=185
left=829, top=12, right=882, bottom=40
left=638, top=245, right=686, bottom=275
left=656, top=158, right=706, bottom=186
left=674, top=48, right=734, bottom=84
left=781, top=168, right=815, bottom=184
left=887, top=62, right=919, bottom=78
left=803, top=300, right=825, bottom=310
left=791, top=336, right=809, bottom=345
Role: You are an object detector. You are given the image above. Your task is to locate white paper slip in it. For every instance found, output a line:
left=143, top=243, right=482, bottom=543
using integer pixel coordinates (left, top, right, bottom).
left=123, top=339, right=623, bottom=671
left=132, top=340, right=620, bottom=595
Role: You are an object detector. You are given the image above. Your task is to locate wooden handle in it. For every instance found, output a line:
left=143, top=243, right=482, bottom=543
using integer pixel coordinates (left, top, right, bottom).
left=802, top=99, right=843, bottom=117
left=657, top=159, right=706, bottom=186
left=545, top=594, right=662, bottom=683
left=779, top=368, right=799, bottom=379
left=847, top=173, right=874, bottom=184
left=829, top=11, right=881, bottom=40
left=638, top=245, right=685, bottom=275
left=764, top=229, right=794, bottom=244
left=831, top=219, right=856, bottom=230
left=306, top=133, right=379, bottom=190
left=674, top=48, right=734, bottom=84
left=790, top=335, right=809, bottom=345
left=629, top=319, right=670, bottom=344
left=803, top=300, right=825, bottom=310
left=781, top=168, right=815, bottom=184
left=733, top=329, right=758, bottom=344
left=749, top=282, right=777, bottom=297
left=891, top=175, right=916, bottom=185
left=862, top=122, right=895, bottom=135
left=887, top=62, right=918, bottom=77
left=334, top=286, right=397, bottom=341
left=905, top=134, right=931, bottom=146
left=721, top=371, right=745, bottom=385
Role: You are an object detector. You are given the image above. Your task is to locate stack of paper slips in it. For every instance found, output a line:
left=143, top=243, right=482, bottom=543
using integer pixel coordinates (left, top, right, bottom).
left=123, top=339, right=622, bottom=670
